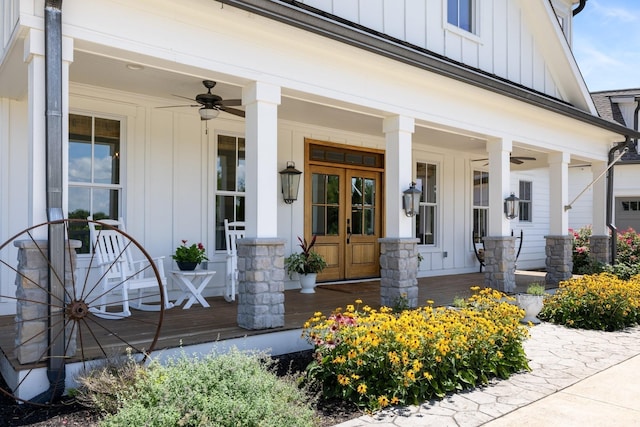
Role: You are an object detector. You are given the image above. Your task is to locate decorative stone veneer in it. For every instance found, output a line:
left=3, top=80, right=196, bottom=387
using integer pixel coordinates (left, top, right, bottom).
left=236, top=238, right=286, bottom=330
left=545, top=235, right=573, bottom=285
left=589, top=235, right=610, bottom=265
left=482, top=236, right=516, bottom=293
left=13, top=239, right=81, bottom=365
left=379, top=238, right=419, bottom=308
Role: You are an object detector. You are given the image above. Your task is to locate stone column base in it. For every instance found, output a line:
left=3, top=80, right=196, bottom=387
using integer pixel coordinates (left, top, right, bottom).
left=545, top=235, right=573, bottom=285
left=379, top=238, right=419, bottom=308
left=482, top=236, right=516, bottom=293
left=237, top=238, right=286, bottom=330
left=589, top=235, right=610, bottom=265
left=14, top=239, right=81, bottom=364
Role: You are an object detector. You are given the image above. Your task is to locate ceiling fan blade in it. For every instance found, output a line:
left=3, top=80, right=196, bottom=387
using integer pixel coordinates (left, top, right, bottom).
left=510, top=158, right=524, bottom=165
left=512, top=156, right=537, bottom=161
left=472, top=158, right=488, bottom=162
left=221, top=99, right=242, bottom=107
left=172, top=94, right=199, bottom=103
left=222, top=107, right=246, bottom=118
left=156, top=104, right=199, bottom=108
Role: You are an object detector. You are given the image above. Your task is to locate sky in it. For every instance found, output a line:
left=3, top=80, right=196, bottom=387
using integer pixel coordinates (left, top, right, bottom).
left=572, top=0, right=640, bottom=92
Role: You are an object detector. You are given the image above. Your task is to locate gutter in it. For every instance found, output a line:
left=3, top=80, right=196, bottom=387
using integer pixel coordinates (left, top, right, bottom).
left=573, top=0, right=588, bottom=16
left=32, top=0, right=66, bottom=404
left=606, top=138, right=631, bottom=265
left=219, top=0, right=640, bottom=141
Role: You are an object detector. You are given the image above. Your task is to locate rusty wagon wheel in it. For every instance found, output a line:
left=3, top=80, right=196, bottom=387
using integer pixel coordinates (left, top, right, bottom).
left=0, top=219, right=165, bottom=404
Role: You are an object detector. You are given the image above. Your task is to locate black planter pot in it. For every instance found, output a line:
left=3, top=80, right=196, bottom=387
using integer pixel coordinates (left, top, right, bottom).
left=177, top=261, right=198, bottom=271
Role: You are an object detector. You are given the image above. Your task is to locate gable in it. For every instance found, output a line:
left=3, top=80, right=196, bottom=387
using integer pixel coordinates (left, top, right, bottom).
left=288, top=0, right=595, bottom=113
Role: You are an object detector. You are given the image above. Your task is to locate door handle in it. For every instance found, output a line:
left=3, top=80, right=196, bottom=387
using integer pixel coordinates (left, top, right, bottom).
left=346, top=219, right=351, bottom=244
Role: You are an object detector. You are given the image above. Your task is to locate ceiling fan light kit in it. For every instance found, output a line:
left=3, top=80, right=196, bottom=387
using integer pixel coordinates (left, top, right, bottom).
left=199, top=107, right=220, bottom=120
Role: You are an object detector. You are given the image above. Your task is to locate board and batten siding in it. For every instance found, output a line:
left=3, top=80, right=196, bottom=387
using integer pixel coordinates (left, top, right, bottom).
left=297, top=0, right=560, bottom=100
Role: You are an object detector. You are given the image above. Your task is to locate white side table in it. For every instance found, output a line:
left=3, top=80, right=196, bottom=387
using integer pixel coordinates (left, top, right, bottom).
left=171, top=270, right=216, bottom=309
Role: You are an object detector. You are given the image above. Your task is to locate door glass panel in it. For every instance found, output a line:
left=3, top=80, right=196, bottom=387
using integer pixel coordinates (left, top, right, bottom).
left=312, top=173, right=340, bottom=236
left=351, top=177, right=363, bottom=205
left=364, top=178, right=374, bottom=205
left=364, top=208, right=374, bottom=235
left=352, top=207, right=362, bottom=234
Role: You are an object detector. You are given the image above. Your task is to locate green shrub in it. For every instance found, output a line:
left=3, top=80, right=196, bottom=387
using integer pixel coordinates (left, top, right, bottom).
left=77, top=349, right=316, bottom=427
left=302, top=289, right=530, bottom=411
left=570, top=226, right=640, bottom=277
left=525, top=283, right=546, bottom=296
left=539, top=273, right=640, bottom=331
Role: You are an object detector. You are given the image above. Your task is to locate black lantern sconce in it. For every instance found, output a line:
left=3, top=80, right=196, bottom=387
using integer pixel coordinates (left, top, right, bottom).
left=279, top=161, right=302, bottom=204
left=402, top=182, right=421, bottom=217
left=504, top=193, right=520, bottom=220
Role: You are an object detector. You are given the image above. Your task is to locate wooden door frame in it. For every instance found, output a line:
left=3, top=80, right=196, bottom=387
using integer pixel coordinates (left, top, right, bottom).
left=304, top=139, right=385, bottom=281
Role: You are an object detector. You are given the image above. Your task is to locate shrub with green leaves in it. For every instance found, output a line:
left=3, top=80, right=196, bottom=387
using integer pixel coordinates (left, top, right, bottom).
left=302, top=288, right=530, bottom=411
left=76, top=349, right=316, bottom=427
left=570, top=226, right=640, bottom=278
left=539, top=273, right=640, bottom=331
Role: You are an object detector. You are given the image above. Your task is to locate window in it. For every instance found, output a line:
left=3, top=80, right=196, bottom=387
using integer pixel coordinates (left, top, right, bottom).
left=215, top=134, right=245, bottom=250
left=519, top=181, right=532, bottom=222
left=68, top=114, right=122, bottom=253
left=416, top=162, right=438, bottom=245
left=473, top=170, right=489, bottom=242
left=447, top=0, right=476, bottom=33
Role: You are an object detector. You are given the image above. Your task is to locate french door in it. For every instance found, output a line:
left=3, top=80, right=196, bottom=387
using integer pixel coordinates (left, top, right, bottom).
left=305, top=165, right=382, bottom=281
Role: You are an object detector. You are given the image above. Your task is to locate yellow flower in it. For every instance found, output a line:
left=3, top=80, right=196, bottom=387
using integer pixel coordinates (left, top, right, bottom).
left=423, top=371, right=433, bottom=380
left=390, top=396, right=400, bottom=405
left=338, top=374, right=350, bottom=386
left=357, top=383, right=367, bottom=394
left=355, top=299, right=363, bottom=304
left=377, top=395, right=389, bottom=407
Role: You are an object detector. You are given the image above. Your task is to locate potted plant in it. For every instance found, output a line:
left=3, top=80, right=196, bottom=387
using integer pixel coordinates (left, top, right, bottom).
left=516, top=283, right=546, bottom=324
left=284, top=236, right=327, bottom=293
left=172, top=240, right=208, bottom=270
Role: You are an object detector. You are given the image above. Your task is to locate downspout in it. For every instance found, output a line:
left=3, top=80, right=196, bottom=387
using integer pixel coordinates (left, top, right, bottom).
left=32, top=0, right=66, bottom=404
left=573, top=0, right=588, bottom=16
left=606, top=137, right=631, bottom=265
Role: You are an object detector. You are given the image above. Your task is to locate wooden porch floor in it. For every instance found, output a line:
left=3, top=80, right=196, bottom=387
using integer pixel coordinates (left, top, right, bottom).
left=149, top=270, right=547, bottom=352
left=1, top=271, right=546, bottom=370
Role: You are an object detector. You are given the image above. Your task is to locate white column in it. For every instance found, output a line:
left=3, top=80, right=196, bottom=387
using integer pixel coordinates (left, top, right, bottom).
left=24, top=29, right=47, bottom=228
left=591, top=160, right=608, bottom=235
left=383, top=115, right=415, bottom=238
left=242, top=81, right=281, bottom=238
left=23, top=29, right=73, bottom=228
left=486, top=138, right=512, bottom=236
left=548, top=151, right=570, bottom=234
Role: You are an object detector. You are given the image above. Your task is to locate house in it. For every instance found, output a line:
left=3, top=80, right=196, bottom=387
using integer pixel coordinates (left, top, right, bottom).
left=2, top=0, right=639, bottom=331
left=569, top=88, right=640, bottom=235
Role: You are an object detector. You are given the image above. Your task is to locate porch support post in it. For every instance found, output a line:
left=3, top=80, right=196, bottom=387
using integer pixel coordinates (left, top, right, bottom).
left=380, top=116, right=419, bottom=308
left=590, top=161, right=609, bottom=264
left=546, top=151, right=573, bottom=285
left=23, top=29, right=73, bottom=230
left=238, top=82, right=285, bottom=330
left=484, top=138, right=516, bottom=292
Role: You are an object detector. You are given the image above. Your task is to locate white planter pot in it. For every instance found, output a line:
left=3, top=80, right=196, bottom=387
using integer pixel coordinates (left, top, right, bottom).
left=299, top=273, right=318, bottom=294
left=516, top=294, right=544, bottom=324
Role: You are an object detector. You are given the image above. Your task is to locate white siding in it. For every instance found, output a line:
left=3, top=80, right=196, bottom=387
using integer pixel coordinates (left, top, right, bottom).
left=297, top=0, right=563, bottom=100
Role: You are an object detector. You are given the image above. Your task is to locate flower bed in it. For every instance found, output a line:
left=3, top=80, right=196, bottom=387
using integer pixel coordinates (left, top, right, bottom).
left=539, top=273, right=640, bottom=331
left=302, top=287, right=530, bottom=410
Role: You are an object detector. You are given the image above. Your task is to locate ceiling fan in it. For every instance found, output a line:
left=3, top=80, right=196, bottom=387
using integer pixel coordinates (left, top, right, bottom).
left=473, top=155, right=537, bottom=165
left=159, top=80, right=244, bottom=120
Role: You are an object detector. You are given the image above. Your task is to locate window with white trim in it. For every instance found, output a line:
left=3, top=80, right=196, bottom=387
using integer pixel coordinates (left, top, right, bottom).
left=215, top=134, right=245, bottom=250
left=68, top=113, right=122, bottom=253
left=447, top=0, right=476, bottom=33
left=519, top=180, right=532, bottom=222
left=473, top=170, right=489, bottom=242
left=415, top=162, right=438, bottom=245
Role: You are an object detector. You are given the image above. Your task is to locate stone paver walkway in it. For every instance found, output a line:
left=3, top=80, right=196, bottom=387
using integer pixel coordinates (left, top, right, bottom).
left=334, top=322, right=640, bottom=426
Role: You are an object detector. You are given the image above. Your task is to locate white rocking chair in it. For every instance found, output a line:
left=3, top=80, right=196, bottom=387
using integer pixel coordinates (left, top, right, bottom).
left=88, top=217, right=172, bottom=319
left=224, top=219, right=245, bottom=302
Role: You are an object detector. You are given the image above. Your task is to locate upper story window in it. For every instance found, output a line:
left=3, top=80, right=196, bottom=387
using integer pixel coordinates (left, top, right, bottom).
left=416, top=162, right=438, bottom=245
left=447, top=0, right=476, bottom=34
left=215, top=134, right=245, bottom=250
left=519, top=180, right=532, bottom=222
left=68, top=113, right=122, bottom=253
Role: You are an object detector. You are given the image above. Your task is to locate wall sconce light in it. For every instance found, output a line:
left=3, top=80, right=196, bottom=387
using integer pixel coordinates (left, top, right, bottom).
left=279, top=161, right=302, bottom=204
left=402, top=182, right=421, bottom=217
left=504, top=193, right=520, bottom=220
left=199, top=106, right=220, bottom=121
